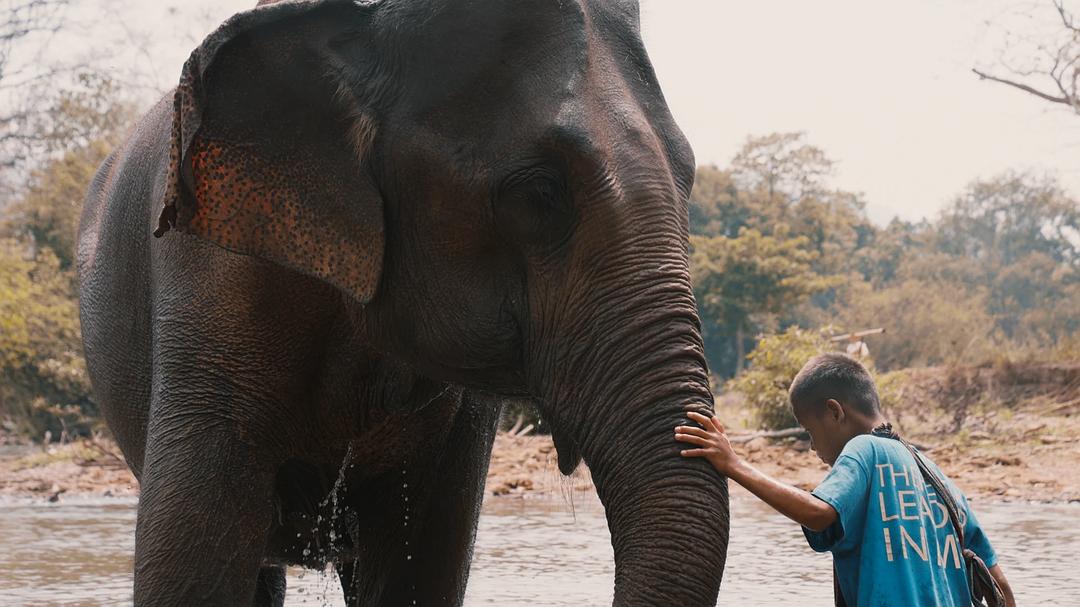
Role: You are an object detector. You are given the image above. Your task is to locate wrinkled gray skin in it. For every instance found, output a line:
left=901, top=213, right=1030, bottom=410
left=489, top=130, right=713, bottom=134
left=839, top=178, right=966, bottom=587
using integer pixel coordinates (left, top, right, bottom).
left=77, top=0, right=729, bottom=605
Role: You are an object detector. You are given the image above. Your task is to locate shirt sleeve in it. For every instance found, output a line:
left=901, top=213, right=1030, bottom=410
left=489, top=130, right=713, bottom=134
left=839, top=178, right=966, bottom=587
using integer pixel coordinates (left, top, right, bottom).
left=938, top=467, right=999, bottom=569
left=959, top=495, right=998, bottom=568
left=803, top=452, right=871, bottom=553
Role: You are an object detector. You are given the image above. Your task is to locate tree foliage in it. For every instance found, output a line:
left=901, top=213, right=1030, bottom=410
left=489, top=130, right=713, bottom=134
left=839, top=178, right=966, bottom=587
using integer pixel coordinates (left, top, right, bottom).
left=832, top=280, right=996, bottom=371
left=4, top=138, right=112, bottom=267
left=934, top=172, right=1080, bottom=267
left=690, top=132, right=1080, bottom=379
left=0, top=67, right=130, bottom=440
left=689, top=133, right=866, bottom=375
left=691, top=228, right=839, bottom=372
left=0, top=238, right=93, bottom=438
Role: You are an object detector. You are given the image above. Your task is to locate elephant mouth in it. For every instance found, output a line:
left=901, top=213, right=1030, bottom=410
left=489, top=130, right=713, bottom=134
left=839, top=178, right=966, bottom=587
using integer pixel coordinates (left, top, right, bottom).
left=267, top=458, right=361, bottom=568
left=550, top=424, right=583, bottom=475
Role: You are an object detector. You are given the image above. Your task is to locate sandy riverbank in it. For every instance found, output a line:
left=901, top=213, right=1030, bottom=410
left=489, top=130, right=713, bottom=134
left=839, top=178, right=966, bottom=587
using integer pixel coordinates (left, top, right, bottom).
left=2, top=420, right=1077, bottom=503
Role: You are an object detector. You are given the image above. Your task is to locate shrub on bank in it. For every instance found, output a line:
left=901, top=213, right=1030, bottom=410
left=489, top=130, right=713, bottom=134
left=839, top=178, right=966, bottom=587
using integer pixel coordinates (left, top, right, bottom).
left=726, top=326, right=836, bottom=430
left=0, top=241, right=98, bottom=441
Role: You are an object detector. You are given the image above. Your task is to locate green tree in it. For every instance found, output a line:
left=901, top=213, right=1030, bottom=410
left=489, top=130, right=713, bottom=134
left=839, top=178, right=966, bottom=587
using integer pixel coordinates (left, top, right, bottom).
left=689, top=133, right=878, bottom=377
left=2, top=73, right=132, bottom=267
left=0, top=69, right=131, bottom=440
left=731, top=132, right=834, bottom=204
left=4, top=139, right=112, bottom=268
left=0, top=238, right=93, bottom=438
left=833, top=279, right=996, bottom=371
left=705, top=132, right=875, bottom=278
left=852, top=218, right=932, bottom=288
left=934, top=172, right=1080, bottom=268
left=923, top=173, right=1080, bottom=343
left=689, top=165, right=745, bottom=238
left=991, top=252, right=1080, bottom=342
left=691, top=228, right=838, bottom=375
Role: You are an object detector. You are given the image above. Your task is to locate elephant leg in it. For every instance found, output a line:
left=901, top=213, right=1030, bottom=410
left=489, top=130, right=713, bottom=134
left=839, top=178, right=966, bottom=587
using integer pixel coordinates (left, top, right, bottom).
left=340, top=393, right=500, bottom=606
left=254, top=565, right=287, bottom=607
left=134, top=414, right=279, bottom=606
left=336, top=560, right=361, bottom=606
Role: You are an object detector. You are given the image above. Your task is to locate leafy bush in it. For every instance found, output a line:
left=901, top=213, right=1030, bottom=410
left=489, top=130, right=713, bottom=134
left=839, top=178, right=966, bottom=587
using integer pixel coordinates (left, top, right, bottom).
left=0, top=240, right=96, bottom=440
left=831, top=278, right=998, bottom=371
left=726, top=326, right=835, bottom=430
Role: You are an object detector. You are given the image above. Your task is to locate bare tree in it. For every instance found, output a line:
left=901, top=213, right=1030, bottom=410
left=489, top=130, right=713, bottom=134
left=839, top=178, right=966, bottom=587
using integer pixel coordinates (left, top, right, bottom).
left=0, top=1, right=69, bottom=83
left=0, top=0, right=72, bottom=193
left=973, top=1, right=1080, bottom=115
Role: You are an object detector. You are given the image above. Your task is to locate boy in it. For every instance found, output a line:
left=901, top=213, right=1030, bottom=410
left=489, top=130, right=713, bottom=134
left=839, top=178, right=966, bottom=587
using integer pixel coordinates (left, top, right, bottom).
left=675, top=353, right=1016, bottom=607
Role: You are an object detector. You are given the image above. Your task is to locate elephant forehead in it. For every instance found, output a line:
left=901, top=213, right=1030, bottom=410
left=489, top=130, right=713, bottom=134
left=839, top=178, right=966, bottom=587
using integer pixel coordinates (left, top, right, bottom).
left=383, top=2, right=650, bottom=143
left=380, top=0, right=644, bottom=110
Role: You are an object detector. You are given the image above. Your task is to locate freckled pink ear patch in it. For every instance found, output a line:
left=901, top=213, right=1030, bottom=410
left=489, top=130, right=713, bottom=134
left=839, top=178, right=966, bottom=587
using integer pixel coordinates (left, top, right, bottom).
left=190, top=138, right=300, bottom=249
left=185, top=133, right=385, bottom=304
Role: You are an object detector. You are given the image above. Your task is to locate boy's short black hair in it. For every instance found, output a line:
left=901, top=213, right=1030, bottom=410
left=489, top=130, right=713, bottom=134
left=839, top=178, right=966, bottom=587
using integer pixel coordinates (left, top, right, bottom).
left=789, top=353, right=881, bottom=417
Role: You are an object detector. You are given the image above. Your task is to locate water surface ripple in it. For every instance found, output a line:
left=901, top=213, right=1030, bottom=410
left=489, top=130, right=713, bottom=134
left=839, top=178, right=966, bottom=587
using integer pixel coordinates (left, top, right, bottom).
left=0, top=495, right=1074, bottom=605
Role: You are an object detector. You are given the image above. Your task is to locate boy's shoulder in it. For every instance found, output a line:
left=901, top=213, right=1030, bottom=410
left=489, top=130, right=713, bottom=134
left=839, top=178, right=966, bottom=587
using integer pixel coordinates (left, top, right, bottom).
left=837, top=433, right=902, bottom=464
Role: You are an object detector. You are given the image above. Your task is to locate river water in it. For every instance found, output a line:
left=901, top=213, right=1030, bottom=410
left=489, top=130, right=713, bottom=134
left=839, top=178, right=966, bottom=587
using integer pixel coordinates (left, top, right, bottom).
left=0, top=493, right=1076, bottom=605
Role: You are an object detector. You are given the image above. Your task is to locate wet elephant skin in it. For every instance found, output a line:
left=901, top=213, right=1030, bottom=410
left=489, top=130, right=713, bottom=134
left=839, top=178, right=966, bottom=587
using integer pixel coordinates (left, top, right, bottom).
left=77, top=1, right=729, bottom=605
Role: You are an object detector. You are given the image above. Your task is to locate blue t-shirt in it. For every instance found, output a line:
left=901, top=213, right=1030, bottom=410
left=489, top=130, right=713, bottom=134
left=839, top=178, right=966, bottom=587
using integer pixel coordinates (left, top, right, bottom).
left=803, top=435, right=997, bottom=607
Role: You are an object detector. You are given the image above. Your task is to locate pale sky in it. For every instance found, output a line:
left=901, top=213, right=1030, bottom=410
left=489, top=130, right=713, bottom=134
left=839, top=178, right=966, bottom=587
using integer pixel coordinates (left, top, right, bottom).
left=65, top=0, right=1080, bottom=224
left=640, top=0, right=1079, bottom=223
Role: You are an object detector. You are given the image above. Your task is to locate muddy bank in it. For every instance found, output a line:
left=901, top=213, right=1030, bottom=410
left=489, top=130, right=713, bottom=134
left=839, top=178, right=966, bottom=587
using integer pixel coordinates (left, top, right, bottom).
left=2, top=422, right=1078, bottom=503
left=0, top=441, right=137, bottom=500
left=0, top=433, right=589, bottom=501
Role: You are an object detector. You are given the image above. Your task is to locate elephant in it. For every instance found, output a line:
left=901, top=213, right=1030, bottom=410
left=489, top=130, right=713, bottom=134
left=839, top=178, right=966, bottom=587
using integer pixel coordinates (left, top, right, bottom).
left=76, top=0, right=729, bottom=605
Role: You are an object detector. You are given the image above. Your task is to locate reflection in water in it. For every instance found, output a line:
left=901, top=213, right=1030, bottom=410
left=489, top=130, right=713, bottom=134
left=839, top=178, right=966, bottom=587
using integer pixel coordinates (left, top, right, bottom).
left=0, top=495, right=1075, bottom=605
left=0, top=498, right=136, bottom=605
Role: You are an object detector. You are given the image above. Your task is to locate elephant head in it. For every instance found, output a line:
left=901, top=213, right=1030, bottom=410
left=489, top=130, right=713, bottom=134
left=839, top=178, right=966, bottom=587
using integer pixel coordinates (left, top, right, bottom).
left=154, top=0, right=729, bottom=603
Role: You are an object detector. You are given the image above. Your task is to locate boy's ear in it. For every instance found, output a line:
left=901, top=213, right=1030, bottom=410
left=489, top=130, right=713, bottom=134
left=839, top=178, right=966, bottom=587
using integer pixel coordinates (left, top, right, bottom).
left=824, top=399, right=845, bottom=422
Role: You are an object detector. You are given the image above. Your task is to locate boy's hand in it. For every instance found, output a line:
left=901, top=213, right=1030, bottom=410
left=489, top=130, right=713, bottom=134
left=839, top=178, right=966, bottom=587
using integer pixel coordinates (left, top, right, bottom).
left=675, top=411, right=741, bottom=475
left=678, top=412, right=838, bottom=531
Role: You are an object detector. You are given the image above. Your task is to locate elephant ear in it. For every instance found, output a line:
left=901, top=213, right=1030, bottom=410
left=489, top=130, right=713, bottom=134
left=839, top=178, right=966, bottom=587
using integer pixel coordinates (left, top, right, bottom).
left=155, top=0, right=384, bottom=304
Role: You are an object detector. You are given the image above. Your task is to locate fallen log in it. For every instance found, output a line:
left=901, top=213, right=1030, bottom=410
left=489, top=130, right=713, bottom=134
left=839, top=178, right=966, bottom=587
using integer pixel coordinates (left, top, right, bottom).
left=728, top=428, right=808, bottom=443
left=728, top=427, right=933, bottom=451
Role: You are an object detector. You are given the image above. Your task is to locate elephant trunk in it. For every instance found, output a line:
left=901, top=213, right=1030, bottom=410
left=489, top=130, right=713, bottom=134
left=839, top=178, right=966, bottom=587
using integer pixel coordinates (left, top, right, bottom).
left=602, top=423, right=729, bottom=605
left=539, top=246, right=731, bottom=605
left=591, top=318, right=729, bottom=606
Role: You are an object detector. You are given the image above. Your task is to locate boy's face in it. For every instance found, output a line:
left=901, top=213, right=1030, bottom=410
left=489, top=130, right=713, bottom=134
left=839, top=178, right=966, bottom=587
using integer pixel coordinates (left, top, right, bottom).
left=793, top=399, right=849, bottom=466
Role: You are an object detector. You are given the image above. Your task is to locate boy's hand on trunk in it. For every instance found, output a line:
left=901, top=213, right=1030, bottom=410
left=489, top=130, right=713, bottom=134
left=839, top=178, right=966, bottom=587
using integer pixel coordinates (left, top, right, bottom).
left=677, top=411, right=838, bottom=531
left=675, top=411, right=741, bottom=475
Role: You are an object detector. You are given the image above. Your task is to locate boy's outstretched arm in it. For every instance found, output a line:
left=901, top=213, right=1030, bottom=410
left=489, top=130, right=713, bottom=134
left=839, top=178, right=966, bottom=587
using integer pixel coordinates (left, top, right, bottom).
left=675, top=412, right=838, bottom=532
left=989, top=565, right=1017, bottom=607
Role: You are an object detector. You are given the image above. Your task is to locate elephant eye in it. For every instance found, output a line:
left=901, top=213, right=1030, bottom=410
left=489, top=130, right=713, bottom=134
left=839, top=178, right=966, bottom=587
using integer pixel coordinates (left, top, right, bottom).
left=496, top=169, right=573, bottom=246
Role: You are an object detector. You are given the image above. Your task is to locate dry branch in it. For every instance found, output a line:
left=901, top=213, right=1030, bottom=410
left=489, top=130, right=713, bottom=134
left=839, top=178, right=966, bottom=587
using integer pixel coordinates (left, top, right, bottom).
left=728, top=427, right=808, bottom=443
